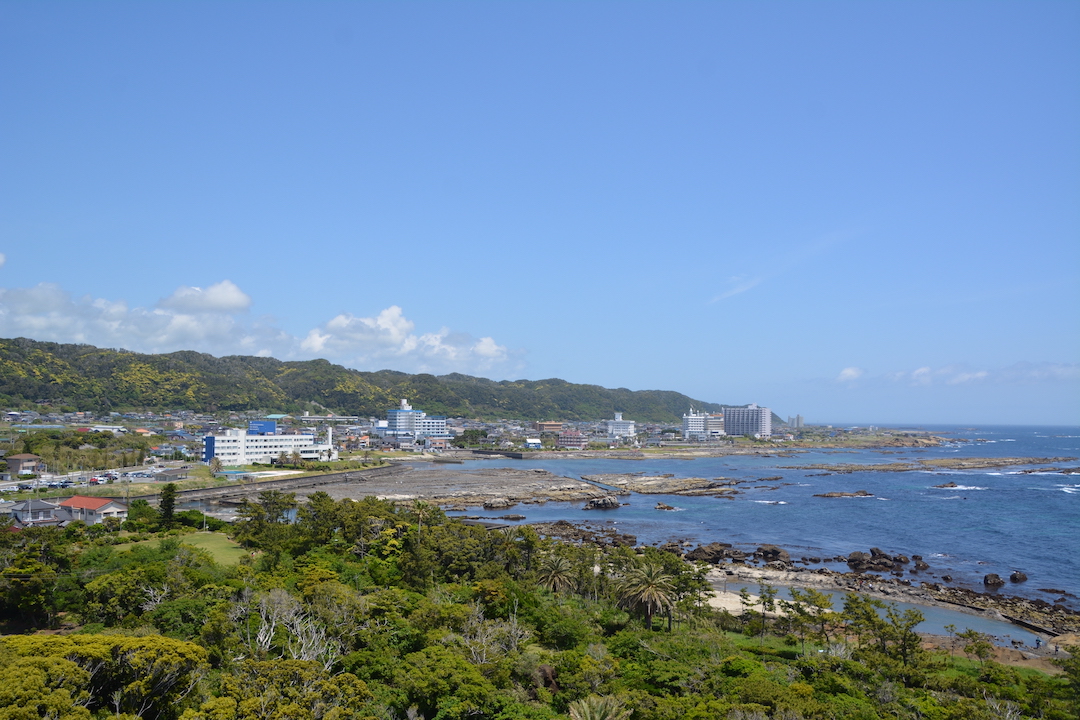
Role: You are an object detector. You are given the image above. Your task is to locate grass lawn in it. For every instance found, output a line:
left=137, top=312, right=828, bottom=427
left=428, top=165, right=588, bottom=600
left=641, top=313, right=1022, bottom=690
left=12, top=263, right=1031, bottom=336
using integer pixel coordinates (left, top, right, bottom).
left=109, top=531, right=248, bottom=565
left=180, top=532, right=248, bottom=565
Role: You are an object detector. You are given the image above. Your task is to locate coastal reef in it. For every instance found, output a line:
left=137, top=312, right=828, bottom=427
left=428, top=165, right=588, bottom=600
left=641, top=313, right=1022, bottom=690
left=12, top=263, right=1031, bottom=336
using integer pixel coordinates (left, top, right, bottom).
left=781, top=456, right=1077, bottom=474
left=582, top=473, right=744, bottom=497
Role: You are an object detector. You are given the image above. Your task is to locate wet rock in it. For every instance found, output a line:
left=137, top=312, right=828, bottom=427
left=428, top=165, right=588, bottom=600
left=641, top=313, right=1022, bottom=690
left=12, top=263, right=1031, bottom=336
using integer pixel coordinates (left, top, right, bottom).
left=933, top=481, right=958, bottom=488
left=914, top=559, right=930, bottom=571
left=497, top=514, right=526, bottom=521
left=983, top=573, right=1006, bottom=588
left=483, top=498, right=516, bottom=510
left=755, top=544, right=791, bottom=563
left=658, top=542, right=684, bottom=556
left=941, top=575, right=953, bottom=582
left=814, top=490, right=873, bottom=498
left=583, top=495, right=621, bottom=510
left=685, top=542, right=726, bottom=563
left=655, top=502, right=676, bottom=511
left=1010, top=571, right=1029, bottom=583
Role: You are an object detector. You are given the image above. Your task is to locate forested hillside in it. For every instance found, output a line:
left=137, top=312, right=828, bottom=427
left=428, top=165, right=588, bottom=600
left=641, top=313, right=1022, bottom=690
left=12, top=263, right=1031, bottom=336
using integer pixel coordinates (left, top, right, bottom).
left=1, top=493, right=1075, bottom=719
left=0, top=337, right=725, bottom=421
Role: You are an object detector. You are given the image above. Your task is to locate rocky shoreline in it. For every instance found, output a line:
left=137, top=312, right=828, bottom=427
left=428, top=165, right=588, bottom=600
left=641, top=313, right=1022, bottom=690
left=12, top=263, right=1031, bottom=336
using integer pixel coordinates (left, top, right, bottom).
left=311, top=459, right=1079, bottom=636
left=779, top=456, right=1078, bottom=474
left=527, top=520, right=1080, bottom=637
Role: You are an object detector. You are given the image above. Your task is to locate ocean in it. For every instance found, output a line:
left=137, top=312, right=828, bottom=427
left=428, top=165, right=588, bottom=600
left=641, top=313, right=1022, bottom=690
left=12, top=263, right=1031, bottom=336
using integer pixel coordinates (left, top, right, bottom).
left=433, top=425, right=1080, bottom=611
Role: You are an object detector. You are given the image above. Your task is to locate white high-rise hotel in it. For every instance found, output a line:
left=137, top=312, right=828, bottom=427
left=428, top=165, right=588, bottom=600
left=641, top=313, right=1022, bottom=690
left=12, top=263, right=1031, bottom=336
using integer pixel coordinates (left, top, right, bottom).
left=724, top=404, right=772, bottom=438
left=682, top=408, right=709, bottom=440
left=386, top=399, right=449, bottom=438
left=606, top=412, right=636, bottom=438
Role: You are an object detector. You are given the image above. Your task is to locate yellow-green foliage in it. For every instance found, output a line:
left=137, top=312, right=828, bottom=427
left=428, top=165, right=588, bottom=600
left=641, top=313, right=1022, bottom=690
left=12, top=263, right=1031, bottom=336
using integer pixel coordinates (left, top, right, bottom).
left=0, top=653, right=92, bottom=720
left=180, top=660, right=372, bottom=720
left=2, top=634, right=208, bottom=719
left=114, top=362, right=207, bottom=407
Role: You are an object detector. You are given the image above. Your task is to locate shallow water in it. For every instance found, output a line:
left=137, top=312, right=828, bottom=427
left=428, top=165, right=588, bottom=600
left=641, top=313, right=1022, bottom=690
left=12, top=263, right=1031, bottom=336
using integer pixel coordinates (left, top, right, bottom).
left=435, top=425, right=1080, bottom=609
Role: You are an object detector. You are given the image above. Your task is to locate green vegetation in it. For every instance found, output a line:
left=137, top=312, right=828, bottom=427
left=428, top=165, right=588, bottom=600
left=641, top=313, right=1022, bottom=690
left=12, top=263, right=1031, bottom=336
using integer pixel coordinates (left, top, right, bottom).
left=0, top=337, right=724, bottom=421
left=3, top=427, right=163, bottom=474
left=0, top=492, right=1076, bottom=719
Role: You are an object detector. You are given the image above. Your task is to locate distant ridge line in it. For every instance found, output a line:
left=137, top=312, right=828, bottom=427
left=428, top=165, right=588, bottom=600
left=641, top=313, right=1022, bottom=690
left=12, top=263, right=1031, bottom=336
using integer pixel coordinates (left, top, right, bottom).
left=0, top=337, right=738, bottom=423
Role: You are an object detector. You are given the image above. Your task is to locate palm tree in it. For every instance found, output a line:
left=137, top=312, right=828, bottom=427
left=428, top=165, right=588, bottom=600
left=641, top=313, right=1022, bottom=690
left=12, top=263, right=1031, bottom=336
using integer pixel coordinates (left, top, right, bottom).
left=209, top=456, right=223, bottom=474
left=568, top=695, right=631, bottom=720
left=619, top=563, right=674, bottom=631
left=538, top=554, right=575, bottom=594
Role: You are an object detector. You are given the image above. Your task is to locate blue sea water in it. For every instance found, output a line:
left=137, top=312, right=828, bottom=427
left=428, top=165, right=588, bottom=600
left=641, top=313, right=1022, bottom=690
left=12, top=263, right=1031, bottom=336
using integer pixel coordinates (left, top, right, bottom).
left=434, top=425, right=1080, bottom=612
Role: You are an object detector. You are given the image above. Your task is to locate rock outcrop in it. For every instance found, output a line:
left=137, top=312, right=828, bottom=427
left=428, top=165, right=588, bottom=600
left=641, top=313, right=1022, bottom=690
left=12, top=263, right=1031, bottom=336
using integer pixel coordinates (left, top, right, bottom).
left=483, top=497, right=516, bottom=510
left=754, top=544, right=791, bottom=563
left=814, top=490, right=873, bottom=498
left=684, top=542, right=747, bottom=563
left=983, top=573, right=1006, bottom=588
left=583, top=495, right=621, bottom=510
left=1010, top=571, right=1028, bottom=583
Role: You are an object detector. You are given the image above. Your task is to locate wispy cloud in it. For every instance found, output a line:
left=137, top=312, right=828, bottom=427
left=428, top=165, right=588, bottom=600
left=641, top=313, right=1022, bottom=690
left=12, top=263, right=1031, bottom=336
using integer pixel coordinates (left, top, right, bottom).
left=840, top=363, right=1079, bottom=387
left=0, top=280, right=519, bottom=377
left=710, top=276, right=763, bottom=303
left=708, top=229, right=859, bottom=304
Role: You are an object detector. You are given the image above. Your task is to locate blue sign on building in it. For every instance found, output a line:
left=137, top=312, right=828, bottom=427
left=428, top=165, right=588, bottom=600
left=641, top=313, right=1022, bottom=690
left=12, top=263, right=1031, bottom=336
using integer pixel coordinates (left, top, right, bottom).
left=248, top=420, right=278, bottom=435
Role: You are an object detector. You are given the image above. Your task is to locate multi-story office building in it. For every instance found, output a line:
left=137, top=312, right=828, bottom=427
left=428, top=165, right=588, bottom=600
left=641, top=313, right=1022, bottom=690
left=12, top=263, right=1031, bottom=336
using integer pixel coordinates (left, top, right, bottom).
left=202, top=427, right=338, bottom=465
left=706, top=414, right=725, bottom=437
left=606, top=412, right=636, bottom=438
left=724, top=404, right=772, bottom=438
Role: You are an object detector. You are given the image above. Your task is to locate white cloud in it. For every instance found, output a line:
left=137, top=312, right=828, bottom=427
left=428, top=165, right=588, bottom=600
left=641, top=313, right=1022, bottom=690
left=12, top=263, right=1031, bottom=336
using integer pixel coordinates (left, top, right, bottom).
left=837, top=367, right=864, bottom=382
left=159, top=280, right=252, bottom=313
left=0, top=281, right=517, bottom=377
left=0, top=253, right=6, bottom=269
left=947, top=370, right=990, bottom=385
left=302, top=307, right=511, bottom=373
left=910, top=367, right=933, bottom=386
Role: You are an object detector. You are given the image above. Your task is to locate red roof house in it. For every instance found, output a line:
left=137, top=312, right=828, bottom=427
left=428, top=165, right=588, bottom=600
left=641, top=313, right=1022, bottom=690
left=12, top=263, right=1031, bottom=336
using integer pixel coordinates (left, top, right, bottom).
left=58, top=496, right=128, bottom=525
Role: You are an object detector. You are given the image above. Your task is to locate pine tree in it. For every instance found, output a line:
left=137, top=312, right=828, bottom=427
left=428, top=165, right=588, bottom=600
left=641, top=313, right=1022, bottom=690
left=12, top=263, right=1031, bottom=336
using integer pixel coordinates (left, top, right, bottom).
left=159, top=483, right=177, bottom=529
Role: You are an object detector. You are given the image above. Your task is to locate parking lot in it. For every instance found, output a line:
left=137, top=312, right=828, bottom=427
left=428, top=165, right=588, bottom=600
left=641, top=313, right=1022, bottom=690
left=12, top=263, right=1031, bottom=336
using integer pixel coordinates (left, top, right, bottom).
left=0, top=463, right=193, bottom=495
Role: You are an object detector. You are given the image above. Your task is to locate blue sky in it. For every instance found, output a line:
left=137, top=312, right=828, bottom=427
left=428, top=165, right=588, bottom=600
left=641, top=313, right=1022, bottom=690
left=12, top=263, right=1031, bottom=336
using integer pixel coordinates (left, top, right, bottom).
left=1, top=1, right=1077, bottom=425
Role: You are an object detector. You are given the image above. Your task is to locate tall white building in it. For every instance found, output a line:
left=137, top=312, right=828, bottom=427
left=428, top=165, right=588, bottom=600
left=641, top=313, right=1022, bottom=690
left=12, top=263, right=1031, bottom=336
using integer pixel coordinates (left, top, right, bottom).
left=682, top=408, right=709, bottom=440
left=724, top=404, right=772, bottom=438
left=385, top=399, right=448, bottom=438
left=606, top=412, right=636, bottom=438
left=202, top=427, right=338, bottom=465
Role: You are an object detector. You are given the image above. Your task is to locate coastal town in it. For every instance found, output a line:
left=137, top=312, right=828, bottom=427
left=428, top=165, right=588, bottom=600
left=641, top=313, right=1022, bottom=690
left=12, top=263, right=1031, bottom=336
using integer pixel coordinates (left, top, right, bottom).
left=3, top=399, right=1078, bottom=649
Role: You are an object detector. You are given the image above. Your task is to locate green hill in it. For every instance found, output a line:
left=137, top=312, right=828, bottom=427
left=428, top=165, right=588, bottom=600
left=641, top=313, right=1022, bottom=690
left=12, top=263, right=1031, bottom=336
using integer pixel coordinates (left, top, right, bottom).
left=0, top=337, right=732, bottom=422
